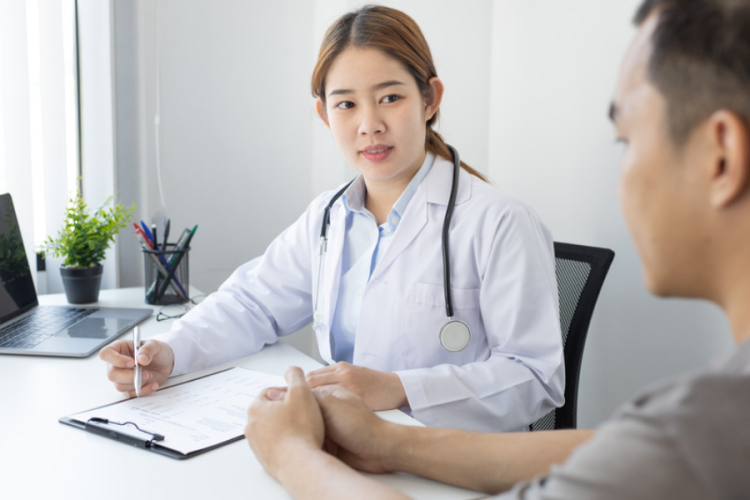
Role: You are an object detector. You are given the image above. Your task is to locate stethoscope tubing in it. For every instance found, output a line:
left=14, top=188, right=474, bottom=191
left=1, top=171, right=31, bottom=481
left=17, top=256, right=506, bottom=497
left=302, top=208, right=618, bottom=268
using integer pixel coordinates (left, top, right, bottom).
left=442, top=145, right=461, bottom=319
left=314, top=179, right=353, bottom=317
left=315, top=146, right=461, bottom=328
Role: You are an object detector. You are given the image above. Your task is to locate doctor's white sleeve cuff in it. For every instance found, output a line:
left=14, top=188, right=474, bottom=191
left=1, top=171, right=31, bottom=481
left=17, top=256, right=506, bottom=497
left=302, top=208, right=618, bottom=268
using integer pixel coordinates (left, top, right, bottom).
left=395, top=369, right=433, bottom=423
left=152, top=329, right=192, bottom=378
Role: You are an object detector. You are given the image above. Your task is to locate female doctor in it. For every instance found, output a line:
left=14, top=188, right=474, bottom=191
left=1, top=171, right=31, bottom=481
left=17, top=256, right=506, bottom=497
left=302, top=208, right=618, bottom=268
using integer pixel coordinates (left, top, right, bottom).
left=100, top=5, right=564, bottom=433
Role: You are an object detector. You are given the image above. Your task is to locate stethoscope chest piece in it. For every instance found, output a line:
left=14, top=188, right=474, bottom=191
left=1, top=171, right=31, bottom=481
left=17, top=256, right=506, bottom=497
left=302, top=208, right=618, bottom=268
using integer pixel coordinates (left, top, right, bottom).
left=439, top=319, right=471, bottom=352
left=318, top=144, right=472, bottom=348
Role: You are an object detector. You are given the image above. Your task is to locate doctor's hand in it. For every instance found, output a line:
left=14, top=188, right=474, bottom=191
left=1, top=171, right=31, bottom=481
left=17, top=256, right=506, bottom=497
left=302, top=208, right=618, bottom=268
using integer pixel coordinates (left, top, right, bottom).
left=306, top=362, right=407, bottom=411
left=245, top=366, right=325, bottom=481
left=99, top=338, right=174, bottom=397
left=313, top=385, right=397, bottom=474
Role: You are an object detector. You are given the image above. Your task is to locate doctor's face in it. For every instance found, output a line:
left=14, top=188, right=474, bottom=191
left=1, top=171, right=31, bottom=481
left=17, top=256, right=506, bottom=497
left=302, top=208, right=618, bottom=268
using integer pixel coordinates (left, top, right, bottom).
left=612, top=14, right=708, bottom=297
left=318, top=47, right=440, bottom=191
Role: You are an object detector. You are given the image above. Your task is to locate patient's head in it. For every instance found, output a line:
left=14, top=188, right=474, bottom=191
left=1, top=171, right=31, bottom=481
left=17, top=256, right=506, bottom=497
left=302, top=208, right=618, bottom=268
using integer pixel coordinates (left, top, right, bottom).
left=634, top=0, right=750, bottom=145
left=612, top=0, right=750, bottom=302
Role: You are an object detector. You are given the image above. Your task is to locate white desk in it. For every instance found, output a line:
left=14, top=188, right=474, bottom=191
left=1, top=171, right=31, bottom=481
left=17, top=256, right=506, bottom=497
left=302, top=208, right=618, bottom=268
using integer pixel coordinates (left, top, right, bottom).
left=0, top=288, right=480, bottom=500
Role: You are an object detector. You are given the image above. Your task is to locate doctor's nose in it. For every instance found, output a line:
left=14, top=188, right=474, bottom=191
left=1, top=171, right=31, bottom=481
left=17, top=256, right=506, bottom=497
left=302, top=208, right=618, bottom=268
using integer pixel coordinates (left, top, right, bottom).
left=358, top=107, right=385, bottom=136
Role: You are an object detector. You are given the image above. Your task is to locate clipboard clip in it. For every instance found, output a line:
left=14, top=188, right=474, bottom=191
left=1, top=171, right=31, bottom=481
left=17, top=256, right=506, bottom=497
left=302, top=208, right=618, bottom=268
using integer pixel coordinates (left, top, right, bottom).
left=85, top=417, right=165, bottom=448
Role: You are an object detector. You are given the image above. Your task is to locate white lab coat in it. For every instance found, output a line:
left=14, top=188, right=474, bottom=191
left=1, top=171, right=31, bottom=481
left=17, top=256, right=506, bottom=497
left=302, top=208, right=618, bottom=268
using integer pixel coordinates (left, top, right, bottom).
left=158, top=156, right=565, bottom=432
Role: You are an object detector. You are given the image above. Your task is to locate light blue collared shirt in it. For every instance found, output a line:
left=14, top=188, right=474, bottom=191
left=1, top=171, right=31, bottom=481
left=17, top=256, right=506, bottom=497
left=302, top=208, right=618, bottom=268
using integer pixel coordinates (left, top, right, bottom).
left=330, top=153, right=435, bottom=363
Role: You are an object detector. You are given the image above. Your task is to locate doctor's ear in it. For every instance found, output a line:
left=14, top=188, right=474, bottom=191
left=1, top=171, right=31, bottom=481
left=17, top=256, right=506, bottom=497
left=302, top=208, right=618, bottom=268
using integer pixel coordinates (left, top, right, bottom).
left=316, top=99, right=330, bottom=128
left=424, top=77, right=444, bottom=122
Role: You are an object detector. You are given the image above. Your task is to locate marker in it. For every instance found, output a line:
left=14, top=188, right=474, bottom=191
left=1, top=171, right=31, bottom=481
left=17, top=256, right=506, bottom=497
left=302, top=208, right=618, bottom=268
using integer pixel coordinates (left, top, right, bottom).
left=133, top=326, right=142, bottom=397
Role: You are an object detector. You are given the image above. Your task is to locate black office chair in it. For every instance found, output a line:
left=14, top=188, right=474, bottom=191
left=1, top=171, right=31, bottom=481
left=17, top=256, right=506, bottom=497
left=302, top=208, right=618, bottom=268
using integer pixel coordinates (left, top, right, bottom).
left=530, top=242, right=615, bottom=431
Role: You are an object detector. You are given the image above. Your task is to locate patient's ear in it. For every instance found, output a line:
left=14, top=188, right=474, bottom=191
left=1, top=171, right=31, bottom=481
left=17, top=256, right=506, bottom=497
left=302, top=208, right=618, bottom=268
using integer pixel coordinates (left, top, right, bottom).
left=708, top=110, right=750, bottom=208
left=316, top=99, right=329, bottom=128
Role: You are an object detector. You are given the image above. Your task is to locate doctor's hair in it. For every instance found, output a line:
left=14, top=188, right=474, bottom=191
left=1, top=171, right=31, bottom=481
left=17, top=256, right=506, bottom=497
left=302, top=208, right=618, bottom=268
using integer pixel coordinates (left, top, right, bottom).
left=634, top=0, right=750, bottom=145
left=311, top=4, right=488, bottom=182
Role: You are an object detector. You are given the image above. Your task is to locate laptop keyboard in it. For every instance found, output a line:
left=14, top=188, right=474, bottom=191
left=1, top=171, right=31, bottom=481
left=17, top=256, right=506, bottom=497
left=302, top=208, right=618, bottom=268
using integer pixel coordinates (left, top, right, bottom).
left=0, top=307, right=98, bottom=349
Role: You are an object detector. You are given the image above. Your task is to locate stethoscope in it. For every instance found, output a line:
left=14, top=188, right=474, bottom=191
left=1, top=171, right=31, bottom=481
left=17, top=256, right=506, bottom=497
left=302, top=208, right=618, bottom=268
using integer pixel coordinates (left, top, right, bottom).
left=313, top=145, right=471, bottom=353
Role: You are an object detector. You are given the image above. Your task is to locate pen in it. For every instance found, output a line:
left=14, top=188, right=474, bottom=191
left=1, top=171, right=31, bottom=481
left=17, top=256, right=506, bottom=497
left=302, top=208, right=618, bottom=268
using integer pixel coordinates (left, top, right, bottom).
left=134, top=224, right=187, bottom=299
left=152, top=224, right=159, bottom=252
left=140, top=221, right=153, bottom=246
left=144, top=221, right=174, bottom=270
left=133, top=326, right=142, bottom=397
left=167, top=226, right=196, bottom=268
left=173, top=228, right=190, bottom=253
left=134, top=223, right=153, bottom=249
left=156, top=225, right=197, bottom=301
left=133, top=223, right=187, bottom=303
left=151, top=224, right=161, bottom=296
left=163, top=219, right=171, bottom=248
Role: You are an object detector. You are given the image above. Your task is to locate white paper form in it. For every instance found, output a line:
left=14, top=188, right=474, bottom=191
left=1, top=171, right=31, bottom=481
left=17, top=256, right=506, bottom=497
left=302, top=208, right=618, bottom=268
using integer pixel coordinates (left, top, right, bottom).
left=71, top=368, right=286, bottom=455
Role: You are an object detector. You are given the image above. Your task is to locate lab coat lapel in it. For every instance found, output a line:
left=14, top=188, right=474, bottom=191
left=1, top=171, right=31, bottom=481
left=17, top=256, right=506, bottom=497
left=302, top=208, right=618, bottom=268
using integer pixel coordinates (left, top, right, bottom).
left=320, top=201, right=346, bottom=361
left=370, top=157, right=471, bottom=281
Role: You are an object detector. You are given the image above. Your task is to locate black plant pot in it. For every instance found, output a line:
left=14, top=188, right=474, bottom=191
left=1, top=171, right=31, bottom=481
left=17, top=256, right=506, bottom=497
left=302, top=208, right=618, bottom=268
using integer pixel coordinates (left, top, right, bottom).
left=60, top=264, right=103, bottom=304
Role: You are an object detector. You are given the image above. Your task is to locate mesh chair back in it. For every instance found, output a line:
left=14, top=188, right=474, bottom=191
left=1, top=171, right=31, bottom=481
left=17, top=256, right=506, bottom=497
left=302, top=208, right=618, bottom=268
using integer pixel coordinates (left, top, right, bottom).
left=530, top=242, right=614, bottom=431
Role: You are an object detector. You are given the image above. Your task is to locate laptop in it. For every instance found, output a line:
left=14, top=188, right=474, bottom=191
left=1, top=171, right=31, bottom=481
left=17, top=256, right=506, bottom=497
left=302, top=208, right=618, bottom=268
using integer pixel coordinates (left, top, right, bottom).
left=0, top=193, right=152, bottom=357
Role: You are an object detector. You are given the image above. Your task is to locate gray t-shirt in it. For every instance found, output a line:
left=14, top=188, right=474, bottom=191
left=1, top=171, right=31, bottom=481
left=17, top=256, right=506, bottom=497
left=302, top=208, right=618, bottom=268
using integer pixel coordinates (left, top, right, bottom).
left=498, top=339, right=750, bottom=499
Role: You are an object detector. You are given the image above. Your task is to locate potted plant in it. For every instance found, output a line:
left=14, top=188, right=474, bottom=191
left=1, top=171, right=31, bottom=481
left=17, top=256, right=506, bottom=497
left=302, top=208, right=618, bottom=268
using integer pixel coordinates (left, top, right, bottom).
left=40, top=192, right=134, bottom=304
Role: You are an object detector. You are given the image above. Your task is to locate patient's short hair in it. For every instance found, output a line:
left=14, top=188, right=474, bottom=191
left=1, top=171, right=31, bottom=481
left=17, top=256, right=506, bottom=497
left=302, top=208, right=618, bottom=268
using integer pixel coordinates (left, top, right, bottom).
left=634, top=0, right=750, bottom=144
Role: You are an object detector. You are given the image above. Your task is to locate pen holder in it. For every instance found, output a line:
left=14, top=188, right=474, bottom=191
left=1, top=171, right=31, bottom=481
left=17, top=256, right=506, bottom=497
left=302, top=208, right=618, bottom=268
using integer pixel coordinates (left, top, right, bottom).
left=142, top=244, right=190, bottom=305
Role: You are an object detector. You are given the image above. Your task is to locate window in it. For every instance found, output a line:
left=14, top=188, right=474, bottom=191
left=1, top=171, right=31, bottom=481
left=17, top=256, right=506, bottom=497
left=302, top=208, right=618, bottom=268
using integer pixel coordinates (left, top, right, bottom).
left=0, top=0, right=80, bottom=287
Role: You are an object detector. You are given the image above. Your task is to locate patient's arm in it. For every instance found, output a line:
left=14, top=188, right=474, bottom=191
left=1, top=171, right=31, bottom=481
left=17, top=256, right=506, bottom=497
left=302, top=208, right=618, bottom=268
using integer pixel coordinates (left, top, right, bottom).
left=315, top=386, right=593, bottom=495
left=384, top=425, right=593, bottom=494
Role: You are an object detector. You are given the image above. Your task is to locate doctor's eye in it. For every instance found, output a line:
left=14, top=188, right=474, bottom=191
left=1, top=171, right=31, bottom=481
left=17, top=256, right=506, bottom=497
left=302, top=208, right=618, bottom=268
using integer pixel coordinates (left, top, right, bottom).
left=381, top=94, right=401, bottom=104
left=335, top=101, right=355, bottom=110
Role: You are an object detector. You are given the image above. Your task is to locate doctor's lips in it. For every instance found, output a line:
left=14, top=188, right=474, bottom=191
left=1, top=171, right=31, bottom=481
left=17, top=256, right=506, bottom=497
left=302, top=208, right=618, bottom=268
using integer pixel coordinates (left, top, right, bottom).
left=360, top=144, right=393, bottom=162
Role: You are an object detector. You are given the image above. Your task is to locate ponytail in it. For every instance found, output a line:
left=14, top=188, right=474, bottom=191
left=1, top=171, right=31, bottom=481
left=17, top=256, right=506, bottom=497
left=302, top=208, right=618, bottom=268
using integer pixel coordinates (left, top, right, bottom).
left=426, top=128, right=488, bottom=182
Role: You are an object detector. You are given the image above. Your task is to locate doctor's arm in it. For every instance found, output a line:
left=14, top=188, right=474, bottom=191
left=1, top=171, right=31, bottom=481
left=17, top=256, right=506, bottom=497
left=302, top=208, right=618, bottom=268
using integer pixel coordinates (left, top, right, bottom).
left=147, top=199, right=325, bottom=378
left=246, top=368, right=409, bottom=500
left=306, top=361, right=407, bottom=410
left=397, top=204, right=565, bottom=432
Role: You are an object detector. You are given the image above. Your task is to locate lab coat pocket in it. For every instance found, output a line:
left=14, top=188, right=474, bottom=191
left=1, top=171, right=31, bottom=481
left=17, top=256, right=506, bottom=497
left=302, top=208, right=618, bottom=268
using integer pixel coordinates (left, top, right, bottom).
left=403, top=282, right=482, bottom=368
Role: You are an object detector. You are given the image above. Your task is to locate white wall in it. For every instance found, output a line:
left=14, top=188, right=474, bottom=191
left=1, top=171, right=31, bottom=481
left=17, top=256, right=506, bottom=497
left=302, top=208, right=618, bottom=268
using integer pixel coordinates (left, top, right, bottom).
left=488, top=0, right=733, bottom=427
left=115, top=0, right=735, bottom=427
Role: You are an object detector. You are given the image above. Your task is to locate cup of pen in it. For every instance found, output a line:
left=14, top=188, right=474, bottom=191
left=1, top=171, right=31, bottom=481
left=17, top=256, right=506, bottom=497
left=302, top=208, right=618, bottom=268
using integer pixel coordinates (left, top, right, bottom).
left=142, top=244, right=190, bottom=305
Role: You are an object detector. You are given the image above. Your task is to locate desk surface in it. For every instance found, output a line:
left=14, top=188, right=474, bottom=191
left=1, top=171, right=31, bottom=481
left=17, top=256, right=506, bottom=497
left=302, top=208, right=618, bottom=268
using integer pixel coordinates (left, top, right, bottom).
left=1, top=288, right=479, bottom=500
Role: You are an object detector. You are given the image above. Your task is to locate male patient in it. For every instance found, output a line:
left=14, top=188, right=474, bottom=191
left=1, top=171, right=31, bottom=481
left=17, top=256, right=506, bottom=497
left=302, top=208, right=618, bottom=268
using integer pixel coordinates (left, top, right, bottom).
left=244, top=0, right=750, bottom=498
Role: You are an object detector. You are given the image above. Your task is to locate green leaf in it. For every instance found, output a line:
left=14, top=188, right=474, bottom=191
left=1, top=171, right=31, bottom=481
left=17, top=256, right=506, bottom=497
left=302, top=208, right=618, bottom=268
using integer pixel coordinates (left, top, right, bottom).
left=38, top=192, right=135, bottom=269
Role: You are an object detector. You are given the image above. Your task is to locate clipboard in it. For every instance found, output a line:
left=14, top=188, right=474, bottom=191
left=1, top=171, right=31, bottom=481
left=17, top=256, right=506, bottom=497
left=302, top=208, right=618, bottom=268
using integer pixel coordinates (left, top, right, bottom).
left=59, top=367, right=286, bottom=460
left=58, top=414, right=240, bottom=460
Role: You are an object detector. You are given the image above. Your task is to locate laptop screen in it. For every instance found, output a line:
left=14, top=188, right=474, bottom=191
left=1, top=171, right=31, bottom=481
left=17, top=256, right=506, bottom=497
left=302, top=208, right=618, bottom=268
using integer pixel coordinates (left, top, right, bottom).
left=0, top=194, right=38, bottom=322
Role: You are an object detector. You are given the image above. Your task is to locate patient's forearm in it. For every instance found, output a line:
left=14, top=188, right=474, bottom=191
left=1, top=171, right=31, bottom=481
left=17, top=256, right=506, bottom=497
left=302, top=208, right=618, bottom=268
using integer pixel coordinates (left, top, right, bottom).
left=382, top=426, right=594, bottom=494
left=278, top=446, right=409, bottom=500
